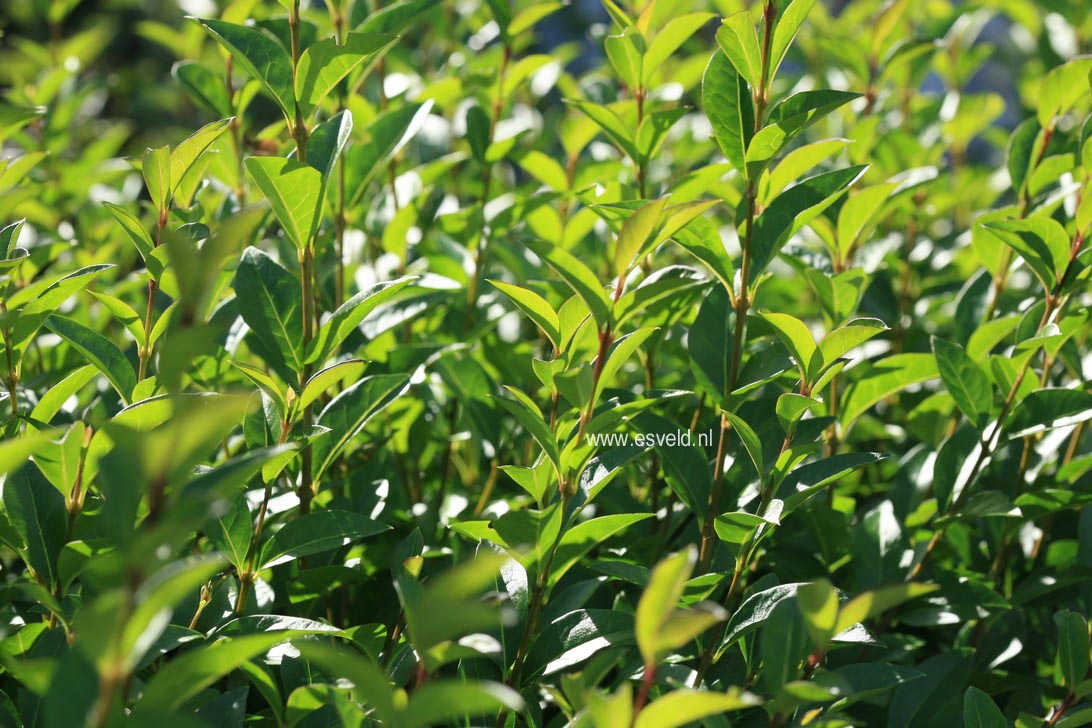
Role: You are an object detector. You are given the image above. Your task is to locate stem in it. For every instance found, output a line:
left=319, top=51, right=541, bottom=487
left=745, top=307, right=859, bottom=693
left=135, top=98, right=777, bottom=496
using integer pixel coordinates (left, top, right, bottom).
left=138, top=211, right=167, bottom=381
left=632, top=662, right=657, bottom=719
left=465, top=42, right=511, bottom=329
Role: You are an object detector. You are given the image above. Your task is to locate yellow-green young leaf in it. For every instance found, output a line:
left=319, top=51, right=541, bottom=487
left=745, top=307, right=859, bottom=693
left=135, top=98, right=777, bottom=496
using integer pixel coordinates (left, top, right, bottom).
left=525, top=239, right=612, bottom=328
left=245, top=156, right=324, bottom=250
left=588, top=684, right=633, bottom=728
left=650, top=199, right=719, bottom=250
left=103, top=202, right=154, bottom=261
left=760, top=311, right=816, bottom=382
left=615, top=198, right=667, bottom=277
left=840, top=352, right=939, bottom=426
left=776, top=392, right=818, bottom=432
left=814, top=318, right=888, bottom=379
left=296, top=359, right=366, bottom=414
left=1054, top=610, right=1090, bottom=689
left=404, top=681, right=523, bottom=728
left=635, top=688, right=759, bottom=728
left=762, top=138, right=852, bottom=203
left=655, top=603, right=727, bottom=654
left=142, top=145, right=171, bottom=212
left=89, top=291, right=145, bottom=347
left=716, top=12, right=762, bottom=90
left=604, top=27, right=644, bottom=89
left=635, top=547, right=696, bottom=664
left=509, top=2, right=564, bottom=36
left=1038, top=56, right=1092, bottom=127
left=231, top=360, right=288, bottom=417
left=194, top=17, right=296, bottom=122
left=797, top=578, right=838, bottom=648
left=169, top=118, right=231, bottom=195
left=833, top=583, right=938, bottom=634
left=642, top=13, right=715, bottom=85
left=517, top=150, right=569, bottom=192
left=871, top=0, right=910, bottom=57
left=294, top=643, right=398, bottom=725
left=294, top=33, right=395, bottom=119
left=489, top=280, right=562, bottom=351
left=836, top=182, right=898, bottom=256
left=569, top=100, right=639, bottom=162
left=770, top=0, right=817, bottom=78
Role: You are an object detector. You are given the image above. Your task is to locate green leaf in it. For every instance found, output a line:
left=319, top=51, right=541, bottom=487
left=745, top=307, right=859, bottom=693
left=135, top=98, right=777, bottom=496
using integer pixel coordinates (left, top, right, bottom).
left=522, top=609, right=635, bottom=679
left=1007, top=388, right=1092, bottom=438
left=635, top=688, right=758, bottom=728
left=689, top=286, right=735, bottom=405
left=346, top=101, right=433, bottom=203
left=245, top=156, right=324, bottom=250
left=135, top=633, right=287, bottom=716
left=769, top=0, right=817, bottom=78
left=635, top=547, right=695, bottom=664
left=45, top=315, right=136, bottom=403
left=170, top=118, right=232, bottom=195
left=833, top=583, right=938, bottom=634
left=963, top=687, right=1007, bottom=728
left=569, top=100, right=639, bottom=161
left=745, top=91, right=860, bottom=176
left=642, top=13, right=715, bottom=85
left=749, top=165, right=867, bottom=279
left=797, top=578, right=838, bottom=648
left=932, top=337, right=993, bottom=431
left=1038, top=56, right=1092, bottom=127
left=404, top=681, right=523, bottom=728
left=297, top=359, right=366, bottom=413
left=234, top=247, right=304, bottom=378
left=981, top=218, right=1070, bottom=294
left=716, top=12, right=762, bottom=90
left=305, top=110, right=353, bottom=178
left=840, top=353, right=938, bottom=426
left=489, top=280, right=561, bottom=352
left=525, top=239, right=611, bottom=328
left=815, top=318, right=888, bottom=376
left=306, top=276, right=415, bottom=365
left=724, top=411, right=764, bottom=477
left=103, top=201, right=154, bottom=262
left=293, top=642, right=397, bottom=725
left=313, top=374, right=410, bottom=478
left=703, top=50, right=754, bottom=176
left=206, top=491, right=252, bottom=570
left=262, top=510, right=389, bottom=568
left=604, top=27, right=643, bottom=89
left=549, top=513, right=652, bottom=585
left=142, top=145, right=171, bottom=212
left=761, top=599, right=808, bottom=693
left=494, top=386, right=561, bottom=475
left=760, top=311, right=816, bottom=382
left=3, top=464, right=66, bottom=586
left=294, top=33, right=395, bottom=119
left=194, top=17, right=296, bottom=121
left=173, top=61, right=233, bottom=117
left=1054, top=610, right=1090, bottom=690
left=615, top=197, right=668, bottom=277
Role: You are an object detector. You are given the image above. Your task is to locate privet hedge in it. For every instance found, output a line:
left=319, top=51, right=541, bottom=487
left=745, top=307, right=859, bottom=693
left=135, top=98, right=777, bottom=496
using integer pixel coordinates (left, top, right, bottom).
left=0, top=0, right=1090, bottom=726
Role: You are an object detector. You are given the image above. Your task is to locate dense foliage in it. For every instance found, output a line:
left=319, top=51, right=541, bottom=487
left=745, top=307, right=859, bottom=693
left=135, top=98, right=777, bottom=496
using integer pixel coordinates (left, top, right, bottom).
left=0, top=0, right=1090, bottom=725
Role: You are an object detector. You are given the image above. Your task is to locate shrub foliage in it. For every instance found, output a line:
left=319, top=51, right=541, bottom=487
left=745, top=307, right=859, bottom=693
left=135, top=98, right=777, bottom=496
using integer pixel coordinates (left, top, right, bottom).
left=0, top=0, right=1090, bottom=726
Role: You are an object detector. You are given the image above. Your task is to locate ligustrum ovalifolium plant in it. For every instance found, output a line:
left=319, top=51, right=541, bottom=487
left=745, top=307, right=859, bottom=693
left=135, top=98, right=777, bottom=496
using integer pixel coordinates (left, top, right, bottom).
left=0, top=0, right=1090, bottom=725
